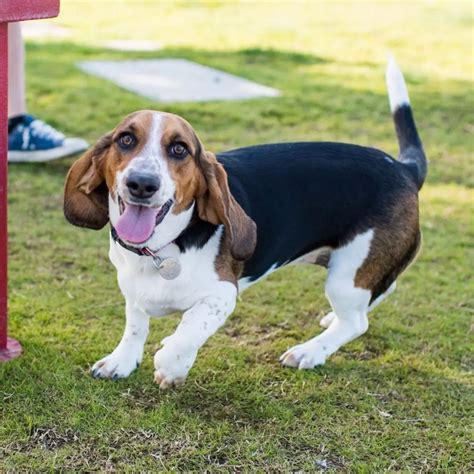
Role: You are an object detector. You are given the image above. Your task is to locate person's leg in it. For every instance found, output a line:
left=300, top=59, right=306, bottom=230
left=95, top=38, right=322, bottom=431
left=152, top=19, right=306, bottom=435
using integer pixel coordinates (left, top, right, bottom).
left=8, top=23, right=27, bottom=118
left=7, top=23, right=88, bottom=162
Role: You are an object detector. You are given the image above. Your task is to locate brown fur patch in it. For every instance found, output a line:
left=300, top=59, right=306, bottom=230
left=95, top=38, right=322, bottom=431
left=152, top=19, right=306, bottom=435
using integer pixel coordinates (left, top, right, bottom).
left=64, top=110, right=157, bottom=228
left=159, top=114, right=206, bottom=214
left=63, top=133, right=112, bottom=229
left=103, top=110, right=155, bottom=192
left=355, top=191, right=421, bottom=299
left=214, top=235, right=245, bottom=285
left=196, top=151, right=257, bottom=262
left=294, top=246, right=332, bottom=268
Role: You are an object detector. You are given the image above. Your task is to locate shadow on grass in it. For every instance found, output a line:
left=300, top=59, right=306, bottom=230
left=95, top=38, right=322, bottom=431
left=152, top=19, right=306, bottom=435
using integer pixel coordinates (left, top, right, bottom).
left=17, top=42, right=473, bottom=188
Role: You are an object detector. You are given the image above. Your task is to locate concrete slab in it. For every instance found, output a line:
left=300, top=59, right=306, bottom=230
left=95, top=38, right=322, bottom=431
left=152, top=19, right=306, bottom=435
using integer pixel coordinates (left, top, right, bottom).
left=77, top=58, right=280, bottom=103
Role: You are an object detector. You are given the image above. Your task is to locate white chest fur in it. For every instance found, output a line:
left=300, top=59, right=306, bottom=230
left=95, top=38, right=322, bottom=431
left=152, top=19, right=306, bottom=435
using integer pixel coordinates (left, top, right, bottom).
left=109, top=227, right=224, bottom=317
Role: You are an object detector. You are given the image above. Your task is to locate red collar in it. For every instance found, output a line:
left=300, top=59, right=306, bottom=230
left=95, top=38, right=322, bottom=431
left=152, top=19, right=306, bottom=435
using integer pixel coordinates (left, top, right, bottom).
left=110, top=226, right=169, bottom=258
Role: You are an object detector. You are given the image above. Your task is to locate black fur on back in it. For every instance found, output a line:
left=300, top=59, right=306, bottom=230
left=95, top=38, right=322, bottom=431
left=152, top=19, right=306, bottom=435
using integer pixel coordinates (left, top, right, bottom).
left=217, top=142, right=418, bottom=282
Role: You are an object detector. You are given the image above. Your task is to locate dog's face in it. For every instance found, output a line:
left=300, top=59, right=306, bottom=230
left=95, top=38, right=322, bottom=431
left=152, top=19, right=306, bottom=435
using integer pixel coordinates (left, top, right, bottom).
left=64, top=110, right=256, bottom=261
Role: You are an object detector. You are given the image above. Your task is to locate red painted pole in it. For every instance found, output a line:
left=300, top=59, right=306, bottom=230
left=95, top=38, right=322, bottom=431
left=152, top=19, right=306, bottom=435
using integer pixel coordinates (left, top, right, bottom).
left=0, top=22, right=20, bottom=361
left=0, top=23, right=8, bottom=351
left=0, top=0, right=60, bottom=361
left=0, top=23, right=20, bottom=361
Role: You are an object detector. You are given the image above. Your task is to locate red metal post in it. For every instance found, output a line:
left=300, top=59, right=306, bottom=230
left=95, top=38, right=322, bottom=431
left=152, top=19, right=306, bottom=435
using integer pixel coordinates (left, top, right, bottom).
left=0, top=0, right=60, bottom=362
left=0, top=23, right=10, bottom=355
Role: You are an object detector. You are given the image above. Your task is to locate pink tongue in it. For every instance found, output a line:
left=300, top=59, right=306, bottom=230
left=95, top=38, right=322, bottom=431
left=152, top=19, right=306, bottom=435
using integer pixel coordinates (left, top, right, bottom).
left=115, top=204, right=159, bottom=244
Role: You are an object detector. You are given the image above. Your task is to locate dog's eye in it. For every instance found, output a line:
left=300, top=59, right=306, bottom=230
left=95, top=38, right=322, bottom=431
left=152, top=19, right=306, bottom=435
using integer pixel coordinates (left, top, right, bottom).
left=118, top=133, right=136, bottom=150
left=169, top=142, right=189, bottom=159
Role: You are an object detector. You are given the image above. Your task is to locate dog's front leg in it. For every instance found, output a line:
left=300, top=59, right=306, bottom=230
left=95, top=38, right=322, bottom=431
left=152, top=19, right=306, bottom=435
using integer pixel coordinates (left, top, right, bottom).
left=91, top=300, right=149, bottom=379
left=154, top=282, right=237, bottom=389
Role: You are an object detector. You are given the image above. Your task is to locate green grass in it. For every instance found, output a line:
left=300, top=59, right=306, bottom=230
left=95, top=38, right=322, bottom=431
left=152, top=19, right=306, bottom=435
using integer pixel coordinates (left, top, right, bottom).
left=1, top=0, right=473, bottom=470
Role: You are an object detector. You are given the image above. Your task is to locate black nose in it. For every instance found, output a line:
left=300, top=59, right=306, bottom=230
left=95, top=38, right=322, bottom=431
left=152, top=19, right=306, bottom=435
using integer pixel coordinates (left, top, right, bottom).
left=126, top=173, right=160, bottom=200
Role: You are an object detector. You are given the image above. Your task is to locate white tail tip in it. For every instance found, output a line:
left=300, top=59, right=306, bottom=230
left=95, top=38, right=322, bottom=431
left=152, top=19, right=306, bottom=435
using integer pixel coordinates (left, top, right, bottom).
left=386, top=54, right=410, bottom=112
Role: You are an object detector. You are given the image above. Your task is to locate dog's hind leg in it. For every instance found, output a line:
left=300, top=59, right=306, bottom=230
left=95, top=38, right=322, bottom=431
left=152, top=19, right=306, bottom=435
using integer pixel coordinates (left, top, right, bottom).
left=281, top=193, right=420, bottom=370
left=281, top=230, right=374, bottom=369
left=319, top=281, right=396, bottom=329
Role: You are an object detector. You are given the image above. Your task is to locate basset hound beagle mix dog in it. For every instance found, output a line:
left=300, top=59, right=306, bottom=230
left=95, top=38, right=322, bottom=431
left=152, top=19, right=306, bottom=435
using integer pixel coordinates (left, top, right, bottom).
left=64, top=57, right=427, bottom=388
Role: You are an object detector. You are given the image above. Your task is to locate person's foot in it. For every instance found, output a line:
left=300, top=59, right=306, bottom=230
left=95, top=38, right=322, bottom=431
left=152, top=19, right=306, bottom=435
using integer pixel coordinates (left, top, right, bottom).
left=8, top=114, right=88, bottom=163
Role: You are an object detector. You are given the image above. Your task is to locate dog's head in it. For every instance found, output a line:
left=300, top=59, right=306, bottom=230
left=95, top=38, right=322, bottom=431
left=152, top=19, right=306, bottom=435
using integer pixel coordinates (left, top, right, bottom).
left=64, top=110, right=256, bottom=261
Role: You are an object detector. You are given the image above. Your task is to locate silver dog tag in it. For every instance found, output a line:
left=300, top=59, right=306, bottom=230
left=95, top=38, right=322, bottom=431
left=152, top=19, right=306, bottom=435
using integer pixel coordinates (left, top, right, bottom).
left=152, top=243, right=181, bottom=280
left=154, top=257, right=181, bottom=280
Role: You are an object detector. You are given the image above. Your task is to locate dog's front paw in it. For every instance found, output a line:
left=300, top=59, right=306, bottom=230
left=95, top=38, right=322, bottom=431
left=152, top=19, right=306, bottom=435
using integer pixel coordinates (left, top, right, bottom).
left=279, top=342, right=328, bottom=369
left=91, top=350, right=140, bottom=380
left=153, top=344, right=197, bottom=389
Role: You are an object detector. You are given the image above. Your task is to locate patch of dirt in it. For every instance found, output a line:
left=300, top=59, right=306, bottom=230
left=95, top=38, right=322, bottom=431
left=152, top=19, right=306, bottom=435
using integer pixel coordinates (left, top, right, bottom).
left=223, top=320, right=295, bottom=346
left=5, top=427, right=79, bottom=453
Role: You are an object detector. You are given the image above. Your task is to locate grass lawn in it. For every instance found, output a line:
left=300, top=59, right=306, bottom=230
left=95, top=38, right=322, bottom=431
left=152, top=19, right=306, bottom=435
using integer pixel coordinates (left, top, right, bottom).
left=1, top=1, right=473, bottom=470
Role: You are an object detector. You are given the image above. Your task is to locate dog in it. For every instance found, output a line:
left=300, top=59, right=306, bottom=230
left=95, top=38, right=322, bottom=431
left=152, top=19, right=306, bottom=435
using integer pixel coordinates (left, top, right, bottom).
left=64, top=57, right=426, bottom=388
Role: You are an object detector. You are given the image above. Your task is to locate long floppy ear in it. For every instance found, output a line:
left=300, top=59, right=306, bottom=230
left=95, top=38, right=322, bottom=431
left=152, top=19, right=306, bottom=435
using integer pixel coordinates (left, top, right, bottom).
left=63, top=133, right=112, bottom=229
left=197, top=151, right=257, bottom=261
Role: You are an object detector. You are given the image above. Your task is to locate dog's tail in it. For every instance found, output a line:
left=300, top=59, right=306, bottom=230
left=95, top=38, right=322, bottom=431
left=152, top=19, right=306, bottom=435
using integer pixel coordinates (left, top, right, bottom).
left=386, top=55, right=427, bottom=189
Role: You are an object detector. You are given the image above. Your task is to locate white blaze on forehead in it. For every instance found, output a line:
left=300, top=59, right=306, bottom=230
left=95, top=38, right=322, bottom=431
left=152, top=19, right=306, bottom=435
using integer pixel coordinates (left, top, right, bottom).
left=117, top=111, right=176, bottom=206
left=141, top=111, right=163, bottom=163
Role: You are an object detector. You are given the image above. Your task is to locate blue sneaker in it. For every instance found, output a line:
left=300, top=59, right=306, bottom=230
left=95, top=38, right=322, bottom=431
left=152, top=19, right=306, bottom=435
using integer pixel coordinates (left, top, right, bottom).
left=8, top=114, right=88, bottom=162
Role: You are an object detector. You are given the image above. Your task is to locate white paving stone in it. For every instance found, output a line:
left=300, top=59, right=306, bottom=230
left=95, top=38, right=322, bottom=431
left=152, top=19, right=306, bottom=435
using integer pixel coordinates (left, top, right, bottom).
left=77, top=58, right=280, bottom=103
